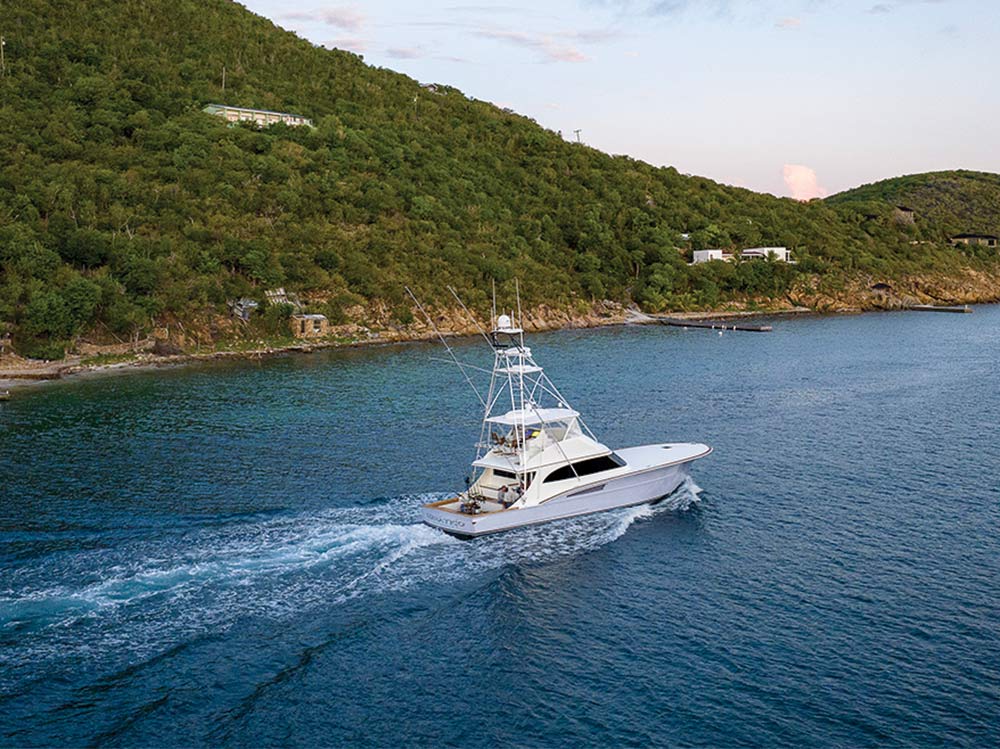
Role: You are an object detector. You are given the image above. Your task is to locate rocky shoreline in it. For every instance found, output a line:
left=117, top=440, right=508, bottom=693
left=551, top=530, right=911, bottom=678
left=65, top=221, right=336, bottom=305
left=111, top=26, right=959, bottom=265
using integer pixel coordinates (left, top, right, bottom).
left=0, top=303, right=817, bottom=394
left=3, top=273, right=998, bottom=396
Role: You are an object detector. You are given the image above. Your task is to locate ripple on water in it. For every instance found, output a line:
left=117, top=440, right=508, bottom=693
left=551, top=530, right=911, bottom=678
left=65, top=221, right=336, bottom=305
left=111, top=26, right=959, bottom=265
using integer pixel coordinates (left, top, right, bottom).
left=0, top=481, right=704, bottom=692
left=3, top=311, right=1000, bottom=747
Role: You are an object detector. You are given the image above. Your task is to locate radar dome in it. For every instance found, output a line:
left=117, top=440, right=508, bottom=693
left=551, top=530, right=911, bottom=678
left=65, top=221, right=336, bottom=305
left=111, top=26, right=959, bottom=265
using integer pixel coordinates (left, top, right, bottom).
left=497, top=314, right=512, bottom=329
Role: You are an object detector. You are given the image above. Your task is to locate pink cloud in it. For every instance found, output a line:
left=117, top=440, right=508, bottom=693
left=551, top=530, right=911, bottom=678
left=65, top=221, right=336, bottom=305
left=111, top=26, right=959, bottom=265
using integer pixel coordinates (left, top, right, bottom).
left=474, top=29, right=587, bottom=63
left=386, top=46, right=424, bottom=59
left=775, top=17, right=801, bottom=29
left=547, top=46, right=587, bottom=62
left=286, top=8, right=365, bottom=32
left=326, top=37, right=368, bottom=53
left=320, top=8, right=365, bottom=31
left=783, top=164, right=827, bottom=201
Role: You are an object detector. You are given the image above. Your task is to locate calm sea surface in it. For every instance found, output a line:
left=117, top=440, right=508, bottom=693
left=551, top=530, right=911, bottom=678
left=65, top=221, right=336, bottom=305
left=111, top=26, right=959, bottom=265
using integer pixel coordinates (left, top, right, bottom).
left=2, top=308, right=999, bottom=747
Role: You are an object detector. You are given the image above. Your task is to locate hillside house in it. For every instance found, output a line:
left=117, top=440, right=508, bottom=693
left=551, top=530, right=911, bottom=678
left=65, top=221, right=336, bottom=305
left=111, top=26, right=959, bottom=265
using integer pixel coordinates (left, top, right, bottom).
left=203, top=104, right=313, bottom=128
left=741, top=247, right=791, bottom=262
left=264, top=288, right=303, bottom=310
left=291, top=313, right=328, bottom=339
left=265, top=288, right=289, bottom=305
left=951, top=234, right=998, bottom=248
left=691, top=249, right=734, bottom=264
left=229, top=298, right=258, bottom=321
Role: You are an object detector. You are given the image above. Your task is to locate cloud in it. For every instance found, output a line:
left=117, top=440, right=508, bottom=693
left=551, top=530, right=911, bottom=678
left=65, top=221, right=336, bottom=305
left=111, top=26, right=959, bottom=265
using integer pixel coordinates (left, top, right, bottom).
left=285, top=7, right=365, bottom=32
left=597, top=0, right=949, bottom=22
left=446, top=4, right=536, bottom=14
left=474, top=29, right=588, bottom=62
left=386, top=46, right=424, bottom=59
left=547, top=46, right=588, bottom=62
left=326, top=37, right=368, bottom=53
left=593, top=0, right=735, bottom=18
left=783, top=164, right=827, bottom=201
left=866, top=0, right=952, bottom=14
left=567, top=28, right=623, bottom=43
left=775, top=17, right=801, bottom=29
left=646, top=0, right=698, bottom=15
left=385, top=15, right=620, bottom=63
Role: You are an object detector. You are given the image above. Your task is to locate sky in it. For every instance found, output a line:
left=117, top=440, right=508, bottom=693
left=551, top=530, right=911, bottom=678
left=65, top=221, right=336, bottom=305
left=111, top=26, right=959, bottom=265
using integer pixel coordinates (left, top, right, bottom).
left=242, top=0, right=1000, bottom=199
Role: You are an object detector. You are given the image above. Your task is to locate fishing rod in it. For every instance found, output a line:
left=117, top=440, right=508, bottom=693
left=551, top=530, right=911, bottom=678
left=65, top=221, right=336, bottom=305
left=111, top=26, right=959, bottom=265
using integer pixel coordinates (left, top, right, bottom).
left=405, top=286, right=486, bottom=409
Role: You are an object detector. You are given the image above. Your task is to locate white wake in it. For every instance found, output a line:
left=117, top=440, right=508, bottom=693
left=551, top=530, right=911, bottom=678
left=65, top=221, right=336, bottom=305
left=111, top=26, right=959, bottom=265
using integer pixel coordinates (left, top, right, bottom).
left=0, top=479, right=703, bottom=673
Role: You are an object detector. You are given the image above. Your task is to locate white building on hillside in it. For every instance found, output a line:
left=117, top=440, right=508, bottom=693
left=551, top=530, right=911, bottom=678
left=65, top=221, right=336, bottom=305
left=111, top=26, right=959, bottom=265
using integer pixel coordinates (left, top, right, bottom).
left=203, top=104, right=313, bottom=128
left=741, top=247, right=790, bottom=262
left=691, top=249, right=734, bottom=264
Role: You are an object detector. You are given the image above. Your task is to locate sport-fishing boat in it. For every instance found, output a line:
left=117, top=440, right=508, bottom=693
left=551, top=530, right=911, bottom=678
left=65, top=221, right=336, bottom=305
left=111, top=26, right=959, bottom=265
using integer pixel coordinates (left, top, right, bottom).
left=420, top=300, right=711, bottom=538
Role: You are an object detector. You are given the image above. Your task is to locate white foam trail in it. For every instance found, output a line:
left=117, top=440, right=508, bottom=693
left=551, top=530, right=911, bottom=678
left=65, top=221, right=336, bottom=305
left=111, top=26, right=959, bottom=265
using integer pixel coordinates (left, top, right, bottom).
left=3, top=485, right=702, bottom=620
left=659, top=476, right=703, bottom=512
left=332, top=523, right=455, bottom=603
left=0, top=508, right=453, bottom=627
left=1, top=485, right=704, bottom=674
left=583, top=478, right=703, bottom=544
left=607, top=503, right=654, bottom=543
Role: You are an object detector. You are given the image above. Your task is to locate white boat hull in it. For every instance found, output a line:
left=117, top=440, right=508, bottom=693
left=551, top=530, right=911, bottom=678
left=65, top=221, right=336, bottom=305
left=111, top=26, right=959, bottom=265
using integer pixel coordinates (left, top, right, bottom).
left=422, top=443, right=710, bottom=537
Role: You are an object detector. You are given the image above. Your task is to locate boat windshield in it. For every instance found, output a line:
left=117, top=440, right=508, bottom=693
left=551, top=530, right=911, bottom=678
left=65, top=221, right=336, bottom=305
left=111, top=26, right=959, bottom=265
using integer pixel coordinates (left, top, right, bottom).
left=488, top=419, right=579, bottom=451
left=536, top=419, right=580, bottom=442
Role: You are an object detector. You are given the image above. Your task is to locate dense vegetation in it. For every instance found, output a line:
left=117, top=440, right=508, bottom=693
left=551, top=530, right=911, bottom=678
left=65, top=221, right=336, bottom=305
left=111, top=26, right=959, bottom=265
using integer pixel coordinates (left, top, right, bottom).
left=1, top=0, right=997, bottom=358
left=829, top=171, right=1000, bottom=237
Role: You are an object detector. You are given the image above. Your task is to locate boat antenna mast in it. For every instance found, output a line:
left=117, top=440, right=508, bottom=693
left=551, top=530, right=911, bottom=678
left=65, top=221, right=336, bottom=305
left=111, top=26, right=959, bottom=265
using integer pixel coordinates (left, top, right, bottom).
left=515, top=278, right=526, bottom=348
left=491, top=279, right=497, bottom=331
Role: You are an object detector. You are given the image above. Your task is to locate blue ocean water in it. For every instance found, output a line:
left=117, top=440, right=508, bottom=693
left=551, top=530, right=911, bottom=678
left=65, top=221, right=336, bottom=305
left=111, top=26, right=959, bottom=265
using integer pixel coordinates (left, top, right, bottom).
left=2, top=308, right=999, bottom=747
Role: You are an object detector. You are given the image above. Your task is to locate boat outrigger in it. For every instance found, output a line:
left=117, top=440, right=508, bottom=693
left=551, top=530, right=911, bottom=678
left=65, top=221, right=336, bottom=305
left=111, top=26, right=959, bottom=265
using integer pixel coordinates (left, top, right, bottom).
left=415, top=287, right=711, bottom=538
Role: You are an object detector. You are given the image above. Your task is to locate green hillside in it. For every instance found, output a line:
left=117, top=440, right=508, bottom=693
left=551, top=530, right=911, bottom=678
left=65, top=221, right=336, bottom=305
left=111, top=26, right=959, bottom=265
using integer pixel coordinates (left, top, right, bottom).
left=1, top=0, right=997, bottom=358
left=828, top=170, right=1000, bottom=236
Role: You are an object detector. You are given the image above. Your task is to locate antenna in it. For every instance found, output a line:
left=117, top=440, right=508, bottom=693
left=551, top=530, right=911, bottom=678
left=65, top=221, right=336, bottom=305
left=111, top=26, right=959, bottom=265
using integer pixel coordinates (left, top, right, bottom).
left=573, top=128, right=581, bottom=143
left=491, top=279, right=497, bottom=330
left=515, top=278, right=523, bottom=332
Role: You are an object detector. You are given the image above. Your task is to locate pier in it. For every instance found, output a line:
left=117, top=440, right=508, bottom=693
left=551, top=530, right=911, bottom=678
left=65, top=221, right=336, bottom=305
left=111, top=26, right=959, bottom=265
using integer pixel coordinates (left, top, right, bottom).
left=654, top=316, right=773, bottom=332
left=905, top=305, right=972, bottom=314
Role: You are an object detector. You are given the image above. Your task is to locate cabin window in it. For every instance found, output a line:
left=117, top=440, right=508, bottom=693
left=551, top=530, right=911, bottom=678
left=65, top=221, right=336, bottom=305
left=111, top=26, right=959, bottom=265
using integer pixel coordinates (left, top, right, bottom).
left=543, top=453, right=625, bottom=483
left=493, top=469, right=517, bottom=480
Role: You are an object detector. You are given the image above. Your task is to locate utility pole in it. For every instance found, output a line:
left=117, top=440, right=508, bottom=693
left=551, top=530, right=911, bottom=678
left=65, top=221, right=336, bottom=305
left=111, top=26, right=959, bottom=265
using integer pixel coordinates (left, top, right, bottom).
left=221, top=65, right=226, bottom=93
left=573, top=128, right=581, bottom=143
left=1, top=36, right=6, bottom=77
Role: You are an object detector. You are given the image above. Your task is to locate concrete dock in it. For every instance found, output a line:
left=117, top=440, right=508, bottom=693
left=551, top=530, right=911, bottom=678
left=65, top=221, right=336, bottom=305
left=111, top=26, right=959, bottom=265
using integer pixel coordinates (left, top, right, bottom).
left=654, top=316, right=773, bottom=332
left=905, top=305, right=972, bottom=314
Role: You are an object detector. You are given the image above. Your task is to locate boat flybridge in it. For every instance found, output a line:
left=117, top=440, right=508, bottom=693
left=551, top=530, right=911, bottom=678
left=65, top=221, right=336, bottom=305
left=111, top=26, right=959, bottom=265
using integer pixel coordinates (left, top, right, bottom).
left=418, top=291, right=711, bottom=538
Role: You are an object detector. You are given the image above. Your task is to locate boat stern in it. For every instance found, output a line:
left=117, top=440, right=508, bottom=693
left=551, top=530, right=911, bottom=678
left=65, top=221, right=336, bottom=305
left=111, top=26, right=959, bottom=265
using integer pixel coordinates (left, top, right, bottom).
left=421, top=498, right=481, bottom=537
